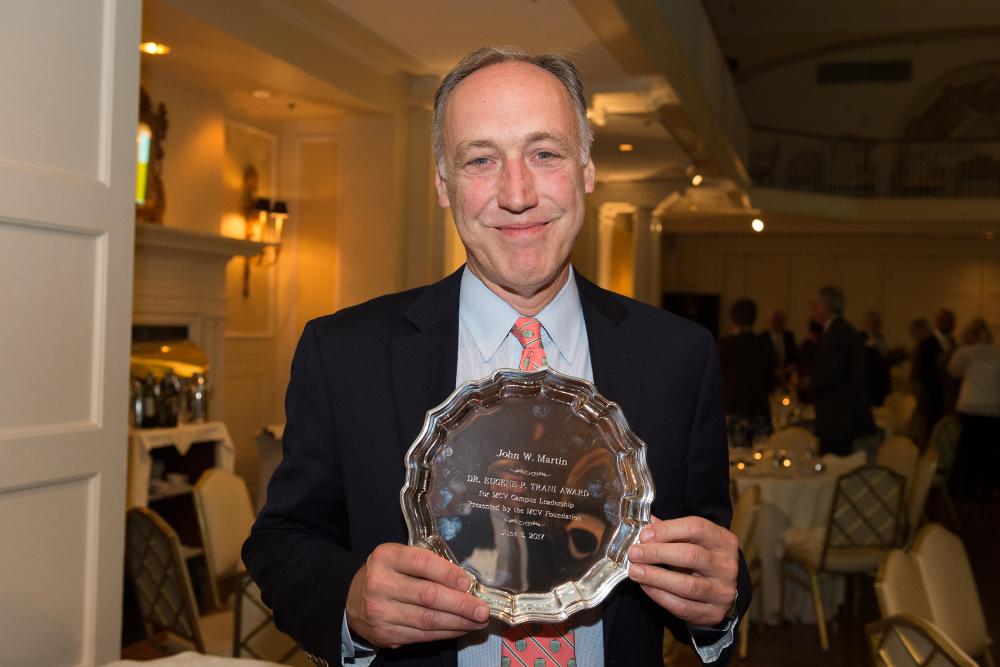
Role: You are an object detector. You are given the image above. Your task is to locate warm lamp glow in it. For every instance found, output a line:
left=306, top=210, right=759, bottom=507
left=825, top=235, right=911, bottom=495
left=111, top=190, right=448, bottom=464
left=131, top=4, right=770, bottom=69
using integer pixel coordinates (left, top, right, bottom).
left=135, top=123, right=152, bottom=205
left=752, top=218, right=765, bottom=233
left=618, top=143, right=634, bottom=152
left=160, top=345, right=171, bottom=354
left=753, top=452, right=763, bottom=461
left=736, top=462, right=746, bottom=471
left=140, top=41, right=171, bottom=55
left=781, top=397, right=791, bottom=407
left=691, top=174, right=704, bottom=186
left=782, top=459, right=792, bottom=468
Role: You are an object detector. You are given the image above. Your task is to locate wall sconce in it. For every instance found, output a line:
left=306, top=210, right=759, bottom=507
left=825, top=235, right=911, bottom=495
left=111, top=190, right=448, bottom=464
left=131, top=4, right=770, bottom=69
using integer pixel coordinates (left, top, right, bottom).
left=242, top=197, right=287, bottom=298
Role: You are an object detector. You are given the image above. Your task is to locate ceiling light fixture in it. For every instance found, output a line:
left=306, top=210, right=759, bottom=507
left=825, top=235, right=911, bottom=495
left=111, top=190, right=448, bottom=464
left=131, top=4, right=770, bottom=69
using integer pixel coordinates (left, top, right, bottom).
left=751, top=218, right=765, bottom=233
left=691, top=174, right=704, bottom=186
left=139, top=41, right=171, bottom=55
left=618, top=143, right=634, bottom=152
left=251, top=89, right=273, bottom=99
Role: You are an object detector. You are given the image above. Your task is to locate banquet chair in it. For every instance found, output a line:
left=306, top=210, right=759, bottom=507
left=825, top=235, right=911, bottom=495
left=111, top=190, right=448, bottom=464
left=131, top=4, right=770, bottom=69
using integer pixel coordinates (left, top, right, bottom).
left=911, top=524, right=995, bottom=667
left=192, top=468, right=305, bottom=663
left=927, top=415, right=962, bottom=531
left=767, top=426, right=818, bottom=459
left=192, top=468, right=257, bottom=609
left=866, top=614, right=979, bottom=667
left=874, top=549, right=933, bottom=620
left=730, top=484, right=761, bottom=659
left=876, top=435, right=919, bottom=502
left=124, top=507, right=234, bottom=656
left=904, top=445, right=938, bottom=545
left=874, top=392, right=917, bottom=439
left=782, top=465, right=905, bottom=650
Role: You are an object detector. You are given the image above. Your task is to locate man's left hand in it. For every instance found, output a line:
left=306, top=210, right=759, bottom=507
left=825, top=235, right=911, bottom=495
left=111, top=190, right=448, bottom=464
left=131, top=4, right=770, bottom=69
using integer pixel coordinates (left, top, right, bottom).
left=627, top=515, right=739, bottom=627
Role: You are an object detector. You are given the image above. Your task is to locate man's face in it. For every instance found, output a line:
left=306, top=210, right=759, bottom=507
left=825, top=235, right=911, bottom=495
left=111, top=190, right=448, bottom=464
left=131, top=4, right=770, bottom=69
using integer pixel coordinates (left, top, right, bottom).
left=435, top=61, right=595, bottom=300
left=936, top=310, right=955, bottom=335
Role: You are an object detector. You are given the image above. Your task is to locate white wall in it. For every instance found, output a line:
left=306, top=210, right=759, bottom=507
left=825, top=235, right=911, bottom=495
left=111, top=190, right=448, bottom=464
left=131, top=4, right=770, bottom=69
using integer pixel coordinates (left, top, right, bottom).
left=663, top=232, right=1000, bottom=348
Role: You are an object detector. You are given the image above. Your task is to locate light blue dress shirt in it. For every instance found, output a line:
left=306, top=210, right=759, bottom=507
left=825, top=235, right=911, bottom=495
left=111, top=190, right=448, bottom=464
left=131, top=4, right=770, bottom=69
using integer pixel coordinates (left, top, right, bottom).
left=341, top=266, right=734, bottom=665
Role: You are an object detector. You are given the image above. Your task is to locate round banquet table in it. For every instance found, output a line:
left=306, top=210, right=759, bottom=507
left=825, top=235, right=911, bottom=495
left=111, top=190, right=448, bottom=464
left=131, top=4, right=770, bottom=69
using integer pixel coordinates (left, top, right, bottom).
left=732, top=449, right=867, bottom=625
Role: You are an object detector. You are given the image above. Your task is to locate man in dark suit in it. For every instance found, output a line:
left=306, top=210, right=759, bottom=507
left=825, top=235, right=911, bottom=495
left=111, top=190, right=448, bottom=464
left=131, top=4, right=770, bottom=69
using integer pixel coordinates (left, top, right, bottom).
left=910, top=317, right=945, bottom=445
left=243, top=47, right=748, bottom=666
left=718, top=298, right=775, bottom=447
left=759, top=309, right=796, bottom=385
left=809, top=285, right=876, bottom=456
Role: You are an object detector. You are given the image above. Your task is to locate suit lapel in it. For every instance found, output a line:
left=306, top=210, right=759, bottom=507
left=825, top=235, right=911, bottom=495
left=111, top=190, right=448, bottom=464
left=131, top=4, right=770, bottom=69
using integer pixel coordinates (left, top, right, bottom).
left=576, top=273, right=644, bottom=429
left=391, top=269, right=463, bottom=458
left=574, top=273, right=645, bottom=647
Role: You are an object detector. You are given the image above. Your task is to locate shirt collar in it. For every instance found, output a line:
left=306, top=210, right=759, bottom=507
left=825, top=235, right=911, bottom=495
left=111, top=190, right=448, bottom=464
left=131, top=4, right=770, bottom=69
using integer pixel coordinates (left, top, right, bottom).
left=459, top=266, right=584, bottom=364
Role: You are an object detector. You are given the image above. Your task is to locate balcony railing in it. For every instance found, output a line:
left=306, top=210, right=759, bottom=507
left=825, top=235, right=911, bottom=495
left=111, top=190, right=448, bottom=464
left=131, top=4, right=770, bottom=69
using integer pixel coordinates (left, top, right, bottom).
left=749, top=127, right=1000, bottom=198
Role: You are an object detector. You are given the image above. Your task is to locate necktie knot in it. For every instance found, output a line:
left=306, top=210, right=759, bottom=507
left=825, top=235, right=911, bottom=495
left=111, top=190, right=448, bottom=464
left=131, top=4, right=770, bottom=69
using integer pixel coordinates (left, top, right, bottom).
left=512, top=317, right=547, bottom=371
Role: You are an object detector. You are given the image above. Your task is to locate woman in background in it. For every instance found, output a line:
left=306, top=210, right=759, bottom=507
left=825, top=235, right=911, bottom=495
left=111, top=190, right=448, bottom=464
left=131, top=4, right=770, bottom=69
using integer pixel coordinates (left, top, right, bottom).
left=947, top=318, right=1000, bottom=502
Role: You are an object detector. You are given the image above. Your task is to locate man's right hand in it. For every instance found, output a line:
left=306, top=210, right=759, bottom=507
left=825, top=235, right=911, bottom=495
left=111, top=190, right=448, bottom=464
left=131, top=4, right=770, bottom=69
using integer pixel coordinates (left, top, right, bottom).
left=345, top=543, right=490, bottom=649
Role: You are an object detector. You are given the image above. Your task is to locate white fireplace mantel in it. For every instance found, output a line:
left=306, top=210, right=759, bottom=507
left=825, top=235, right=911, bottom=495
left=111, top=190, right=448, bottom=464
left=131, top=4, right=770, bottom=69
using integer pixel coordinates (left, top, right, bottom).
left=135, top=221, right=264, bottom=258
left=132, top=223, right=265, bottom=421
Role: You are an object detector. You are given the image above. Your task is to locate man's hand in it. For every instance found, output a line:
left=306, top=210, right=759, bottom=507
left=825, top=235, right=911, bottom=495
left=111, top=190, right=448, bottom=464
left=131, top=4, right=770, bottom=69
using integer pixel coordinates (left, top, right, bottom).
left=627, top=516, right=739, bottom=627
left=345, top=543, right=490, bottom=649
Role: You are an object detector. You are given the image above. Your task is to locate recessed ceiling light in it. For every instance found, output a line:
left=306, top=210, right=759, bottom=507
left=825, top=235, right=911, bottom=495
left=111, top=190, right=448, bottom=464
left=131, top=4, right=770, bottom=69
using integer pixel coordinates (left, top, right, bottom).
left=139, top=41, right=170, bottom=55
left=618, top=143, right=634, bottom=152
left=691, top=174, right=704, bottom=186
left=751, top=218, right=765, bottom=232
left=251, top=89, right=273, bottom=99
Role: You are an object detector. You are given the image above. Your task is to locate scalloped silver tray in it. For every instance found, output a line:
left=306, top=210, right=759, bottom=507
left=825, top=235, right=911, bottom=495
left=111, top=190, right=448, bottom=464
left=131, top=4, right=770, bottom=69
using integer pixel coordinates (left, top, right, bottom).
left=400, top=367, right=654, bottom=625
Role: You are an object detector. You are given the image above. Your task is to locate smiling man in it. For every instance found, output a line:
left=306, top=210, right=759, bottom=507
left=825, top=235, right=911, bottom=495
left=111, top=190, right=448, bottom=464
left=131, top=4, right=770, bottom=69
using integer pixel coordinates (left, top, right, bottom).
left=244, top=47, right=750, bottom=667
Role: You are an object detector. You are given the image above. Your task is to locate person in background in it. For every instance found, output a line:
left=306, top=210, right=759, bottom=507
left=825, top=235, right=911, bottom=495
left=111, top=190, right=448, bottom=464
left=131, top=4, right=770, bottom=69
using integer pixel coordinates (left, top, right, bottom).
left=862, top=310, right=891, bottom=407
left=796, top=319, right=823, bottom=405
left=759, top=309, right=797, bottom=386
left=718, top=298, right=776, bottom=447
left=910, top=317, right=944, bottom=446
left=808, top=285, right=875, bottom=456
left=947, top=318, right=1000, bottom=502
left=935, top=308, right=961, bottom=415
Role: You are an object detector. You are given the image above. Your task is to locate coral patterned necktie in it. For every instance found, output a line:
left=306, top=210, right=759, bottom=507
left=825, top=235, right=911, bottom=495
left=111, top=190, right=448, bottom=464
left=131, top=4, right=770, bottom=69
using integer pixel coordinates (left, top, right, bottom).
left=512, top=317, right=547, bottom=371
left=501, top=622, right=576, bottom=667
left=503, top=318, right=574, bottom=666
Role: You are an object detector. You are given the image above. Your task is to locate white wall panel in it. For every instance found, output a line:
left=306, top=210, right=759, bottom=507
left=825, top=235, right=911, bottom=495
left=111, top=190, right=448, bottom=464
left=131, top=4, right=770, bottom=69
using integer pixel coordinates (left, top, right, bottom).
left=0, top=475, right=95, bottom=666
left=0, top=222, right=98, bottom=429
left=0, top=1, right=106, bottom=179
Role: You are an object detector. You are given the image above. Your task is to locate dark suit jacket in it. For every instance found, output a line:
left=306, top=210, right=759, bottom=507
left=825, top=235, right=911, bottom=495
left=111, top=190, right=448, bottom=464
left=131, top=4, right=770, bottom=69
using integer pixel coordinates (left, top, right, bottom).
left=911, top=335, right=945, bottom=426
left=718, top=331, right=776, bottom=418
left=243, top=268, right=750, bottom=666
left=813, top=317, right=875, bottom=442
left=758, top=329, right=797, bottom=369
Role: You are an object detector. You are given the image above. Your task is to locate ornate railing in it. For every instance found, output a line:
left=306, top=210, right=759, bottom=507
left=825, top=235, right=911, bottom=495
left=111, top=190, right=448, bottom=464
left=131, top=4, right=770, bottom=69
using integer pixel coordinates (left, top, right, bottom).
left=749, top=126, right=1000, bottom=197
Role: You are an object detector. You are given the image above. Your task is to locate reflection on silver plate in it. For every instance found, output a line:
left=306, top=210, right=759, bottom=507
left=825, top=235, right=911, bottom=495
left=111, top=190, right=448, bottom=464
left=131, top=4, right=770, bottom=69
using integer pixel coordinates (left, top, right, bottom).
left=401, top=368, right=654, bottom=625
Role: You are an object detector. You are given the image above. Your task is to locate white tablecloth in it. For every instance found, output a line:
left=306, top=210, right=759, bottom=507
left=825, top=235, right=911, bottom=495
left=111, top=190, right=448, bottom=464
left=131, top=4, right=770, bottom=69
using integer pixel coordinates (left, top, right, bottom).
left=734, top=450, right=866, bottom=624
left=127, top=422, right=236, bottom=507
left=104, top=651, right=281, bottom=666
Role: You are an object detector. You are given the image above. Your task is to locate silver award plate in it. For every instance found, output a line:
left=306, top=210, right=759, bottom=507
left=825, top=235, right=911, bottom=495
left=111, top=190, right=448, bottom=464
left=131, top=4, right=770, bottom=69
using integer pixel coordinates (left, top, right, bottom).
left=401, top=368, right=654, bottom=625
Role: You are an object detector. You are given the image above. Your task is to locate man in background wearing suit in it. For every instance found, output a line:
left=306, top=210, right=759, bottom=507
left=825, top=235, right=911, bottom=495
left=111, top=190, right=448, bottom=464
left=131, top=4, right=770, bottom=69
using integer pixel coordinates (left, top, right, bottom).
left=809, top=285, right=876, bottom=456
left=759, top=309, right=797, bottom=387
left=243, top=47, right=749, bottom=666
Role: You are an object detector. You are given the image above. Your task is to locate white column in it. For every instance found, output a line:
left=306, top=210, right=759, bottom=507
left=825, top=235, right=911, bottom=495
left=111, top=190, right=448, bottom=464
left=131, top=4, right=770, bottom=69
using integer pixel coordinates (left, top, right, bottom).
left=597, top=202, right=636, bottom=291
left=632, top=205, right=661, bottom=306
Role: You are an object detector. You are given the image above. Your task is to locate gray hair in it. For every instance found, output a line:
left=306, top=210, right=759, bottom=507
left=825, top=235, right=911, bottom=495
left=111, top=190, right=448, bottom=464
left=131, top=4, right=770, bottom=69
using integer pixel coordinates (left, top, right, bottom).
left=818, top=285, right=845, bottom=316
left=431, top=46, right=594, bottom=170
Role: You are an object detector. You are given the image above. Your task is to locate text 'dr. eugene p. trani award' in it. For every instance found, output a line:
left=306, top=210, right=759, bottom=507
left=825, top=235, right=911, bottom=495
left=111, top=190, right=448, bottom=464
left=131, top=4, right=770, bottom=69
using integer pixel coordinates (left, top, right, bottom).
left=401, top=368, right=654, bottom=625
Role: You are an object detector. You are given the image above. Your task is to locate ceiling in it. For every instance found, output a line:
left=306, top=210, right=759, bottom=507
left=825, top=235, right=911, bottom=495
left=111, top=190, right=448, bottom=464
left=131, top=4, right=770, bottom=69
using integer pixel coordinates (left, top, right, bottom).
left=702, top=0, right=1000, bottom=79
left=142, top=0, right=704, bottom=189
